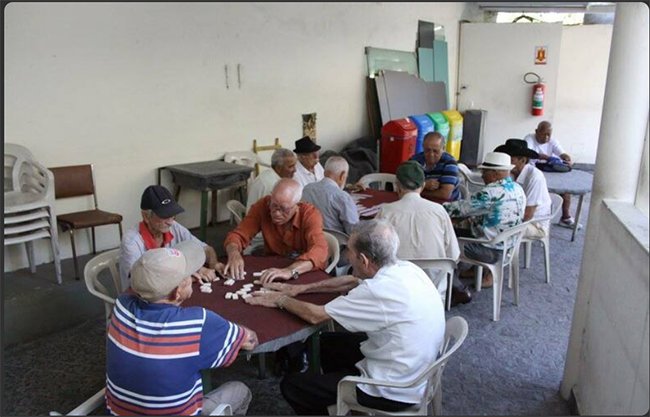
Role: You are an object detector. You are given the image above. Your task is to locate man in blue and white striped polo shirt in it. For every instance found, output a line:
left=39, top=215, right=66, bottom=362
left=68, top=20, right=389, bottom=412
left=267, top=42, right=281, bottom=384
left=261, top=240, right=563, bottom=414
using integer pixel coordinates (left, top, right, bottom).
left=106, top=241, right=258, bottom=416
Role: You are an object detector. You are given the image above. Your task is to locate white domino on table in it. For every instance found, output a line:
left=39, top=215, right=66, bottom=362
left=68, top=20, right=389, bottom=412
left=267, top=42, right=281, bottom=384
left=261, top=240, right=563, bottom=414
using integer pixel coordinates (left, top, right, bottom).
left=225, top=292, right=233, bottom=299
left=224, top=279, right=235, bottom=286
left=232, top=293, right=239, bottom=300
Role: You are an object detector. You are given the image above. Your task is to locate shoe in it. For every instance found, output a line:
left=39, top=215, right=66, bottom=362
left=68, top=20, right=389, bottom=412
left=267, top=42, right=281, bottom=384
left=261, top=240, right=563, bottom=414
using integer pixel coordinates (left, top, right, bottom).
left=480, top=274, right=493, bottom=289
left=450, top=285, right=472, bottom=307
left=560, top=216, right=575, bottom=226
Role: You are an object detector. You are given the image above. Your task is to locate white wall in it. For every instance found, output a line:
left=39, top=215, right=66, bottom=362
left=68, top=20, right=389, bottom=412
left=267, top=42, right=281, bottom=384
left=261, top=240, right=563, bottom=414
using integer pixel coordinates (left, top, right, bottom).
left=555, top=25, right=613, bottom=164
left=4, top=2, right=467, bottom=271
left=457, top=22, right=563, bottom=155
left=572, top=201, right=649, bottom=414
left=457, top=23, right=611, bottom=163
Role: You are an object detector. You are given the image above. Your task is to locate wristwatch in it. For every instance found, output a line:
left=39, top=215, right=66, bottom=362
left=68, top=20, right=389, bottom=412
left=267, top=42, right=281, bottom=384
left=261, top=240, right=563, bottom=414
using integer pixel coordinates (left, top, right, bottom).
left=291, top=268, right=300, bottom=280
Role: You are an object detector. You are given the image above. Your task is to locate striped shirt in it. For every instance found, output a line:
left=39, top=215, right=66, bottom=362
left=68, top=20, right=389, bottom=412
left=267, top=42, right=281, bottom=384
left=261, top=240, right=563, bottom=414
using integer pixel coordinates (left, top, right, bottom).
left=106, top=295, right=245, bottom=416
left=410, top=152, right=461, bottom=201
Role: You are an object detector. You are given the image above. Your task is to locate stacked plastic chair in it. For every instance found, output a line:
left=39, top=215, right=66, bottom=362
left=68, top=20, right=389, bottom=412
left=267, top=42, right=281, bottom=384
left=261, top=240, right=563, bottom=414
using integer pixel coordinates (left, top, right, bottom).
left=4, top=143, right=62, bottom=284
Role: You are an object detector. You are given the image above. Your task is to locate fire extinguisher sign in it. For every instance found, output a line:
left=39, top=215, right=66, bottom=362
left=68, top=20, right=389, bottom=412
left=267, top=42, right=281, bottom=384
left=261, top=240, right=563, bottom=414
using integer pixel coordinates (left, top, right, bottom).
left=535, top=46, right=548, bottom=65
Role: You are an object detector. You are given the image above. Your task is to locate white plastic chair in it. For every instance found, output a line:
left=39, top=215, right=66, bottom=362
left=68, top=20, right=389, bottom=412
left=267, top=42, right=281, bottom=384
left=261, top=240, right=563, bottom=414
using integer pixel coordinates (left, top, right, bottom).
left=4, top=145, right=62, bottom=284
left=358, top=173, right=397, bottom=191
left=323, top=231, right=341, bottom=275
left=520, top=193, right=563, bottom=283
left=225, top=199, right=246, bottom=225
left=407, top=258, right=458, bottom=311
left=323, top=228, right=351, bottom=276
left=457, top=221, right=530, bottom=321
left=83, top=249, right=122, bottom=323
left=456, top=163, right=484, bottom=196
left=329, top=316, right=468, bottom=416
left=49, top=387, right=233, bottom=416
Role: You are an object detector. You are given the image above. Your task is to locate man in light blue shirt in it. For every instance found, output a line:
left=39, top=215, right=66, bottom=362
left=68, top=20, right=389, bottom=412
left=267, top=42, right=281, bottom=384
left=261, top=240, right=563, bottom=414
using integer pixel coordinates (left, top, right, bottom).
left=302, top=156, right=359, bottom=235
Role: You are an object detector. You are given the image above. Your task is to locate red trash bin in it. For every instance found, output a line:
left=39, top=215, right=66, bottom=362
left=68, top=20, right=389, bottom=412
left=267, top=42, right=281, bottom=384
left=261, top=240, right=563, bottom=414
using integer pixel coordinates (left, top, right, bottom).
left=380, top=118, right=417, bottom=174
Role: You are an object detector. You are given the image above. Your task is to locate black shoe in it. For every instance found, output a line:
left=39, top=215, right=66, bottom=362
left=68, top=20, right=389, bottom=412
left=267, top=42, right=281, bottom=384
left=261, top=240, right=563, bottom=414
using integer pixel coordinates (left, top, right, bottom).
left=451, top=285, right=472, bottom=307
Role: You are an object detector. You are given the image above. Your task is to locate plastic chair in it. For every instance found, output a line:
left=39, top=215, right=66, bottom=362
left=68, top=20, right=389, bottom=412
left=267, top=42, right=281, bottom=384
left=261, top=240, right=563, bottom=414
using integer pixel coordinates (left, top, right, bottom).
left=520, top=193, right=563, bottom=283
left=456, top=163, right=484, bottom=195
left=323, top=231, right=340, bottom=274
left=49, top=164, right=124, bottom=279
left=83, top=249, right=122, bottom=323
left=225, top=199, right=246, bottom=225
left=49, top=387, right=233, bottom=416
left=358, top=173, right=397, bottom=191
left=457, top=221, right=530, bottom=321
left=329, top=316, right=468, bottom=416
left=407, top=258, right=458, bottom=311
left=323, top=228, right=352, bottom=276
left=49, top=387, right=105, bottom=416
left=4, top=145, right=62, bottom=284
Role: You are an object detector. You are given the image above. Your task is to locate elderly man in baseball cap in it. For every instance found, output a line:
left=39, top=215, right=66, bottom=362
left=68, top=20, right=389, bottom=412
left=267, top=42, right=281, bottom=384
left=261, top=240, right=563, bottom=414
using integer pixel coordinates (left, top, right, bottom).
left=119, top=185, right=225, bottom=290
left=107, top=240, right=258, bottom=416
left=443, top=152, right=527, bottom=290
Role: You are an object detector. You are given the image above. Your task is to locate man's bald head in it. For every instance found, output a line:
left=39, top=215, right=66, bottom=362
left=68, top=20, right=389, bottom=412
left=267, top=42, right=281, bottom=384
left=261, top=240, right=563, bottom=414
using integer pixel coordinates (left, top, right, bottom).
left=271, top=178, right=302, bottom=205
left=535, top=121, right=553, bottom=144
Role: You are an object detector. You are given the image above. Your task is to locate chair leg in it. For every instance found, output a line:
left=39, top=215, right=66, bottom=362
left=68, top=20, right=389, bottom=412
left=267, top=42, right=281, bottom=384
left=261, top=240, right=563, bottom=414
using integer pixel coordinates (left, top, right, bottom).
left=493, top=266, right=502, bottom=321
left=524, top=241, right=532, bottom=269
left=475, top=266, right=483, bottom=292
left=26, top=241, right=36, bottom=273
left=513, top=257, right=520, bottom=306
left=91, top=227, right=97, bottom=254
left=69, top=230, right=80, bottom=280
left=118, top=222, right=124, bottom=240
left=446, top=271, right=454, bottom=311
left=49, top=211, right=62, bottom=285
left=543, top=238, right=551, bottom=284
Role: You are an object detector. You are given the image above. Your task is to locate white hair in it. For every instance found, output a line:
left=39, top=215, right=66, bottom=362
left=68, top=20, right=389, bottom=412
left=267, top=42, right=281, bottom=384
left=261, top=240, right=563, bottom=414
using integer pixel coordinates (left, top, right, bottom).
left=324, top=156, right=349, bottom=176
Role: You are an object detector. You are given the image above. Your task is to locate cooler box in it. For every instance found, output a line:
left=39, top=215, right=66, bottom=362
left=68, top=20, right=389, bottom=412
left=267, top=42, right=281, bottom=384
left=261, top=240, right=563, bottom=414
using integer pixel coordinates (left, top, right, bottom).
left=441, top=110, right=463, bottom=160
left=427, top=112, right=450, bottom=144
left=408, top=114, right=435, bottom=154
left=380, top=118, right=417, bottom=174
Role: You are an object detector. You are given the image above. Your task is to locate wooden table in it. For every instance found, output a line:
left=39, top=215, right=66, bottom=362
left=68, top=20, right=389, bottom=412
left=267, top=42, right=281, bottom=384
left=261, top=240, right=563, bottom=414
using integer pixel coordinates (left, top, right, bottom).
left=542, top=169, right=593, bottom=242
left=351, top=189, right=449, bottom=218
left=351, top=189, right=399, bottom=218
left=157, top=160, right=254, bottom=241
left=183, top=255, right=337, bottom=379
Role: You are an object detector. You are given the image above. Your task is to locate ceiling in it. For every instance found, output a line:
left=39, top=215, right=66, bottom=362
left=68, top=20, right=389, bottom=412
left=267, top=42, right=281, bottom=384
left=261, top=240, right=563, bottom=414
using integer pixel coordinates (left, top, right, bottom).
left=475, top=2, right=616, bottom=14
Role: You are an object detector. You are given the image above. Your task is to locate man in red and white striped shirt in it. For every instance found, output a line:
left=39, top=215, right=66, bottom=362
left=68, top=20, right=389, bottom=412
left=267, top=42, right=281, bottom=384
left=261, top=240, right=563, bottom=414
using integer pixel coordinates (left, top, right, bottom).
left=106, top=241, right=258, bottom=416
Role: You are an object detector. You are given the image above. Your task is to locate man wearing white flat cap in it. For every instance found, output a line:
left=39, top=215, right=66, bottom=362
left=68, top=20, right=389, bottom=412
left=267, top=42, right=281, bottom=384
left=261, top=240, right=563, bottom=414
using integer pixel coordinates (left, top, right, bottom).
left=443, top=152, right=526, bottom=288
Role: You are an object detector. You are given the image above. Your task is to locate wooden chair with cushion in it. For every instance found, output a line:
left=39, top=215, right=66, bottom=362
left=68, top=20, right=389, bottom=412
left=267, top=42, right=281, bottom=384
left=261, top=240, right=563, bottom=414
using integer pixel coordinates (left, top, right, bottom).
left=49, top=164, right=123, bottom=280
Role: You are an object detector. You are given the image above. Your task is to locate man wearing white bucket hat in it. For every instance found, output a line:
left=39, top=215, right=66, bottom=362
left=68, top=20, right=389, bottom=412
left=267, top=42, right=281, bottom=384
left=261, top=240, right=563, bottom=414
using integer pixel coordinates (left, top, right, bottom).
left=443, top=152, right=526, bottom=289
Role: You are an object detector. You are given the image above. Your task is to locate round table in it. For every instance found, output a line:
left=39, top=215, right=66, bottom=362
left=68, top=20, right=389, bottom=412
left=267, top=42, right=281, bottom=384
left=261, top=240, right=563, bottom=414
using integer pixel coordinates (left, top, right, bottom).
left=542, top=169, right=594, bottom=241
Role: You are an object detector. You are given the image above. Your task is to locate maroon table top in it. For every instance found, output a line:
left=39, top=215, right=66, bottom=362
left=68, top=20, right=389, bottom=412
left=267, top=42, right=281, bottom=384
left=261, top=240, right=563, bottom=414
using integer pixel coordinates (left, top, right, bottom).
left=352, top=189, right=450, bottom=217
left=182, top=255, right=337, bottom=353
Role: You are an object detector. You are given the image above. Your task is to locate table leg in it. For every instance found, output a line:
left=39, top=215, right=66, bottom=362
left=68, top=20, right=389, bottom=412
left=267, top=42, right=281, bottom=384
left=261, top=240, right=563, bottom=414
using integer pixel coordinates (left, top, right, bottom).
left=200, top=191, right=208, bottom=242
left=308, top=331, right=321, bottom=373
left=210, top=191, right=218, bottom=226
left=571, top=194, right=585, bottom=242
left=257, top=353, right=267, bottom=380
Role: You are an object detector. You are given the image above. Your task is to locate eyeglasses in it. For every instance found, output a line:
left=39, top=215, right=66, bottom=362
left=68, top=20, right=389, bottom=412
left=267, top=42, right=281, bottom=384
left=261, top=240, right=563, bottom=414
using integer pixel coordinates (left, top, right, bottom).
left=269, top=201, right=294, bottom=215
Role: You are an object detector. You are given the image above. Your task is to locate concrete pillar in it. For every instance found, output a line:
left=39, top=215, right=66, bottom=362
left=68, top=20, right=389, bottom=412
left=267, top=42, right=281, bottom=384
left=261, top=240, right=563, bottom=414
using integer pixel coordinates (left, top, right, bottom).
left=561, top=2, right=649, bottom=401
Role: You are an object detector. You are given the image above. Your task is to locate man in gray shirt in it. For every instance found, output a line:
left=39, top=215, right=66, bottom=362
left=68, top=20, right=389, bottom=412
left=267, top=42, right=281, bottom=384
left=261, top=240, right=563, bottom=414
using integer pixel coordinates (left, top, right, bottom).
left=302, top=156, right=359, bottom=235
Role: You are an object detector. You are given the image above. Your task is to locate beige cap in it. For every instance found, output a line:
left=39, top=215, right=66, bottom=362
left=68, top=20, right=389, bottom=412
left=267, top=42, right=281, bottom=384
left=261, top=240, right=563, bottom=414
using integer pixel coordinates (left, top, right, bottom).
left=131, top=240, right=206, bottom=302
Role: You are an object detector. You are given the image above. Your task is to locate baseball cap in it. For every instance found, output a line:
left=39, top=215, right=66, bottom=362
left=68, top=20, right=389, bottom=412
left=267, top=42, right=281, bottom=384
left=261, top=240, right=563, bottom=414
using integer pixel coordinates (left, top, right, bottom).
left=396, top=161, right=425, bottom=190
left=130, top=241, right=206, bottom=302
left=140, top=185, right=185, bottom=218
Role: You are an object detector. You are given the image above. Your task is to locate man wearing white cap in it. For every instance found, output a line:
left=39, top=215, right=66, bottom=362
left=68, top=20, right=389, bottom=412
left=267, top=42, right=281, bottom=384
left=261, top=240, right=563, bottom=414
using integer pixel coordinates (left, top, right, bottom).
left=106, top=241, right=258, bottom=416
left=443, top=152, right=526, bottom=288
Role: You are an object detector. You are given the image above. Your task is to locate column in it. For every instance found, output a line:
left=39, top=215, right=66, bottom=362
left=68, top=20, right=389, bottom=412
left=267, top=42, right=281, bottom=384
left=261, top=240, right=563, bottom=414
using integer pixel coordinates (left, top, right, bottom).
left=561, top=2, right=649, bottom=399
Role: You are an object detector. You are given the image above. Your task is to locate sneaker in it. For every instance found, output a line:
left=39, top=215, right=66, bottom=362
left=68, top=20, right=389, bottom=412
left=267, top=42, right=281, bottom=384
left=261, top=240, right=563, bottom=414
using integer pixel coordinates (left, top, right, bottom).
left=558, top=217, right=583, bottom=230
left=560, top=216, right=575, bottom=226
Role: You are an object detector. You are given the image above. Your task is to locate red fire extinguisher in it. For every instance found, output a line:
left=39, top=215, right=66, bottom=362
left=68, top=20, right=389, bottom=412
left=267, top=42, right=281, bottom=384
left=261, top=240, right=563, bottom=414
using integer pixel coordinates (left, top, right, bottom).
left=524, top=72, right=545, bottom=116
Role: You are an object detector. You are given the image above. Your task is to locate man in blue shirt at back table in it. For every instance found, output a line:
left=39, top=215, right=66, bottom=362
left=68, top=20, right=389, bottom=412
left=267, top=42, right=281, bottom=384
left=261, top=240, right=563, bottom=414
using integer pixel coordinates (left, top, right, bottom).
left=410, top=131, right=461, bottom=202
